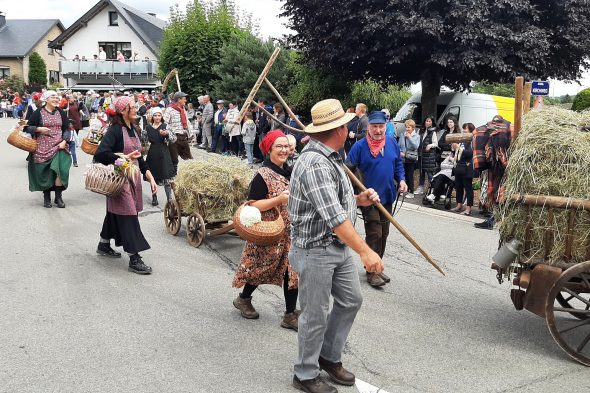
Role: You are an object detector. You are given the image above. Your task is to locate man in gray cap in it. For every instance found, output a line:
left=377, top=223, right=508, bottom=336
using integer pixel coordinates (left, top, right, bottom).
left=163, top=92, right=194, bottom=174
left=210, top=99, right=227, bottom=153
left=199, top=95, right=214, bottom=150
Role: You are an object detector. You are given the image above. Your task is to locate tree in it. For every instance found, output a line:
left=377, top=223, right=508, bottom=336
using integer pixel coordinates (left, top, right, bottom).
left=472, top=82, right=514, bottom=98
left=349, top=80, right=411, bottom=114
left=0, top=75, right=24, bottom=93
left=159, top=0, right=251, bottom=96
left=212, top=34, right=291, bottom=104
left=282, top=0, right=590, bottom=121
left=572, top=88, right=590, bottom=111
left=28, top=51, right=47, bottom=86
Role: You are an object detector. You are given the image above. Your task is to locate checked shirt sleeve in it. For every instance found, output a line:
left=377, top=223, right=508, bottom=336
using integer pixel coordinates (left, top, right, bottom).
left=300, top=162, right=349, bottom=230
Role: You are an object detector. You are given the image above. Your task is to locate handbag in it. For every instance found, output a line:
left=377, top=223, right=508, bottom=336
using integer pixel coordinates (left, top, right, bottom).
left=405, top=150, right=418, bottom=162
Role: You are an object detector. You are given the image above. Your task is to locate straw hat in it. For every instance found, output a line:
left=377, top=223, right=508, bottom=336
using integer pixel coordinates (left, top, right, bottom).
left=306, top=99, right=355, bottom=133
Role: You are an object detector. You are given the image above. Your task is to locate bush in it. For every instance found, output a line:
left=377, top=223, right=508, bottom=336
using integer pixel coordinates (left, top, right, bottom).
left=28, top=51, right=47, bottom=86
left=0, top=75, right=24, bottom=93
left=349, top=79, right=411, bottom=114
left=572, top=88, right=590, bottom=111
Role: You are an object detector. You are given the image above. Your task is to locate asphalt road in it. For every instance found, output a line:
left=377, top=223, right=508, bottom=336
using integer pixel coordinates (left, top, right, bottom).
left=0, top=118, right=588, bottom=392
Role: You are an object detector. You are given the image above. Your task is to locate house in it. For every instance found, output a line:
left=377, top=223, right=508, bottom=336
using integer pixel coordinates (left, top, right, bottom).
left=48, top=0, right=166, bottom=91
left=0, top=12, right=65, bottom=85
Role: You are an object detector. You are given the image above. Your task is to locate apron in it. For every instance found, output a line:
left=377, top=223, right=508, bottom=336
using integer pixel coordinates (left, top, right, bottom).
left=106, top=127, right=143, bottom=215
left=33, top=108, right=66, bottom=163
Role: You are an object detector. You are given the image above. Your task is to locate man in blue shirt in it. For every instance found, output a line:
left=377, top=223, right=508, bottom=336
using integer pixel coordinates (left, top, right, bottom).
left=347, top=111, right=407, bottom=287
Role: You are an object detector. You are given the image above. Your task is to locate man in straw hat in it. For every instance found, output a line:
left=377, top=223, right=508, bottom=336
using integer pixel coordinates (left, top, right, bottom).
left=346, top=110, right=408, bottom=288
left=288, top=99, right=383, bottom=393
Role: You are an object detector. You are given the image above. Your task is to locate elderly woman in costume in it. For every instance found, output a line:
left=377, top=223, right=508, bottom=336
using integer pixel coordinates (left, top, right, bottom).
left=24, top=90, right=72, bottom=208
left=94, top=96, right=158, bottom=275
left=145, top=106, right=176, bottom=206
left=232, top=130, right=299, bottom=331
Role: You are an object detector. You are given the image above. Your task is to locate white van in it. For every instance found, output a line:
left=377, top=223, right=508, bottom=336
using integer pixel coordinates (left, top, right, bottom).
left=392, top=92, right=515, bottom=137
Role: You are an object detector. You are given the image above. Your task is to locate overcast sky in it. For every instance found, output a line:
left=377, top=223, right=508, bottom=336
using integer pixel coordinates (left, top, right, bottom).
left=2, top=0, right=588, bottom=96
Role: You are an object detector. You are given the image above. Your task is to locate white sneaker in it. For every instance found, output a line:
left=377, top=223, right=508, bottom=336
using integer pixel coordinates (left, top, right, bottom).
left=426, top=193, right=435, bottom=202
left=440, top=195, right=446, bottom=201
left=414, top=186, right=424, bottom=195
left=405, top=193, right=414, bottom=199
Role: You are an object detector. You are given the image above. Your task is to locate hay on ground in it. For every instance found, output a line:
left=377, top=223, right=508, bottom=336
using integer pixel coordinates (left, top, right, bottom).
left=174, top=156, right=255, bottom=221
left=498, top=107, right=590, bottom=265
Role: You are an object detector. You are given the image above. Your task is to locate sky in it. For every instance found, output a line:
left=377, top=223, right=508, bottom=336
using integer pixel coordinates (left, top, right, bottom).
left=1, top=0, right=589, bottom=96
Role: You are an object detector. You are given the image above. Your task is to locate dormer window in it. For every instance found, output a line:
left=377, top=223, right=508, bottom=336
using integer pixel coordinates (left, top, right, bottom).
left=109, top=11, right=118, bottom=26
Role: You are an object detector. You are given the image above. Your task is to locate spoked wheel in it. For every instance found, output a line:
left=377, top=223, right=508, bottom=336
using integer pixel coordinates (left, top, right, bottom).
left=545, top=261, right=590, bottom=366
left=164, top=199, right=181, bottom=235
left=186, top=213, right=206, bottom=248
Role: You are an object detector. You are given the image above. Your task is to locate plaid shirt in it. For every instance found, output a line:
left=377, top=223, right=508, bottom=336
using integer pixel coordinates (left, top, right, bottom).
left=288, top=139, right=357, bottom=249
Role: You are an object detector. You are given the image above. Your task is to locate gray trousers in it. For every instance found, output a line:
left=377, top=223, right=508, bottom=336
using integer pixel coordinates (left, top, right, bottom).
left=201, top=123, right=213, bottom=148
left=289, top=243, right=363, bottom=380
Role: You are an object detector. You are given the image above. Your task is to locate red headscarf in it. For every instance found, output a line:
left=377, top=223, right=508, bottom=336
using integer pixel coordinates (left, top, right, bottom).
left=260, top=129, right=287, bottom=155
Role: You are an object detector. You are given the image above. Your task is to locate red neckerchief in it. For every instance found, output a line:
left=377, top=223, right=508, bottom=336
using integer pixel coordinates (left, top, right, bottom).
left=366, top=134, right=386, bottom=157
left=170, top=103, right=188, bottom=129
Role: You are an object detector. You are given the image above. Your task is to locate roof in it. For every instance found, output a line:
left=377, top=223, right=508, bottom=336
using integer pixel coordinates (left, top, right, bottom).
left=0, top=19, right=65, bottom=57
left=49, top=0, right=166, bottom=54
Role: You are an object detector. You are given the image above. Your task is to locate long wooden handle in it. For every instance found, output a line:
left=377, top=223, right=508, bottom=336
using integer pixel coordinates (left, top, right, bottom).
left=267, top=80, right=445, bottom=276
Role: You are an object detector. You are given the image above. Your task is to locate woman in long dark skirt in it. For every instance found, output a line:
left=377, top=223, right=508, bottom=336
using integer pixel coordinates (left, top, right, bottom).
left=145, top=107, right=175, bottom=206
left=94, top=96, right=158, bottom=275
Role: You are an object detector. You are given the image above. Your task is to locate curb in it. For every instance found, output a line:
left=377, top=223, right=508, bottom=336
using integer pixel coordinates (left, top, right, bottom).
left=400, top=203, right=482, bottom=224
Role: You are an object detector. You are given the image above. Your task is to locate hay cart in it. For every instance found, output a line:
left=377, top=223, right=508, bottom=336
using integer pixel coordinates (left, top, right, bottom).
left=163, top=181, right=237, bottom=248
left=493, top=194, right=590, bottom=366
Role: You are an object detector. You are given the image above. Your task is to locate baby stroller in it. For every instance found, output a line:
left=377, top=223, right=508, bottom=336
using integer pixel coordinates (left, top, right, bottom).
left=422, top=155, right=455, bottom=210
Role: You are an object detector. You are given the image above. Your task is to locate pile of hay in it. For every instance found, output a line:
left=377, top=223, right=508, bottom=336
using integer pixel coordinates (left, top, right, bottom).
left=498, top=107, right=590, bottom=265
left=174, top=156, right=255, bottom=221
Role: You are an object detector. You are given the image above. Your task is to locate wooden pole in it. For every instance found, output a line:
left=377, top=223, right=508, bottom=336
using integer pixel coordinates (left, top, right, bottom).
left=268, top=82, right=446, bottom=276
left=175, top=69, right=181, bottom=91
left=513, top=76, right=524, bottom=142
left=236, top=47, right=281, bottom=124
left=510, top=194, right=590, bottom=211
left=255, top=103, right=303, bottom=133
left=523, top=81, right=532, bottom=114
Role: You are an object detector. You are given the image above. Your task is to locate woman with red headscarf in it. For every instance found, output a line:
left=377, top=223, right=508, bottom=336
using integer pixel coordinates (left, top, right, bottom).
left=94, top=96, right=158, bottom=275
left=232, top=130, right=299, bottom=331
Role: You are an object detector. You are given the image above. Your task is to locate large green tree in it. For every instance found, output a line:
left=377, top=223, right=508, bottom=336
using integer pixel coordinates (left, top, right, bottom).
left=28, top=51, right=47, bottom=86
left=212, top=34, right=291, bottom=104
left=282, top=0, right=590, bottom=120
left=159, top=0, right=251, bottom=95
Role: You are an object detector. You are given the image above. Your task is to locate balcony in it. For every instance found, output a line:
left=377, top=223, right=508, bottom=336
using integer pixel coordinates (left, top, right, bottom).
left=59, top=60, right=160, bottom=90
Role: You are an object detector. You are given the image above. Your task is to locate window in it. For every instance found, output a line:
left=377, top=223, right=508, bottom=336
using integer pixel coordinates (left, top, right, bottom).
left=49, top=70, right=60, bottom=84
left=439, top=106, right=461, bottom=128
left=47, top=41, right=54, bottom=55
left=98, top=41, right=131, bottom=60
left=109, top=11, right=118, bottom=26
left=0, top=67, right=9, bottom=78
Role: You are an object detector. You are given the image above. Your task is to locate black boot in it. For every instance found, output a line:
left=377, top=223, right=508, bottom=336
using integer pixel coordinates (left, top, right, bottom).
left=128, top=254, right=152, bottom=275
left=97, top=242, right=122, bottom=258
left=54, top=186, right=65, bottom=208
left=151, top=193, right=159, bottom=206
left=43, top=191, right=52, bottom=208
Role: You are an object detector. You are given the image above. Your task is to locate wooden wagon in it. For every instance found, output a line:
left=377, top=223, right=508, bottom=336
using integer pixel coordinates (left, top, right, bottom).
left=493, top=193, right=590, bottom=366
left=163, top=182, right=237, bottom=247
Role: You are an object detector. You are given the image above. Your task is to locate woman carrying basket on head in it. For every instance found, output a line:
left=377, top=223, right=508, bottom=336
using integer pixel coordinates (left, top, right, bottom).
left=24, top=90, right=72, bottom=208
left=232, top=130, right=299, bottom=331
left=94, top=96, right=158, bottom=275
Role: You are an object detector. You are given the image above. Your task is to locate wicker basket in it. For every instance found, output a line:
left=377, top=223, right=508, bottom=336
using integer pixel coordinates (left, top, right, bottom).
left=81, top=138, right=99, bottom=155
left=85, top=164, right=126, bottom=197
left=7, top=128, right=37, bottom=153
left=233, top=201, right=285, bottom=246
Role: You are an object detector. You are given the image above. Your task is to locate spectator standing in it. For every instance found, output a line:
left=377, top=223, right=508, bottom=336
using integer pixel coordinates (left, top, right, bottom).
left=399, top=119, right=420, bottom=198
left=345, top=103, right=368, bottom=153
left=210, top=100, right=227, bottom=153
left=346, top=111, right=407, bottom=288
left=438, top=115, right=461, bottom=164
left=199, top=95, right=214, bottom=149
left=450, top=123, right=475, bottom=216
left=98, top=47, right=107, bottom=61
left=224, top=101, right=241, bottom=156
left=163, top=92, right=194, bottom=175
left=270, top=103, right=286, bottom=132
left=116, top=51, right=125, bottom=63
left=241, top=111, right=256, bottom=166
left=382, top=109, right=395, bottom=140
left=414, top=115, right=438, bottom=195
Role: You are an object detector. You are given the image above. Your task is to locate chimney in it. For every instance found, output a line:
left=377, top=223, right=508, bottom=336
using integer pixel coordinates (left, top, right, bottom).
left=147, top=13, right=156, bottom=17
left=0, top=12, right=6, bottom=28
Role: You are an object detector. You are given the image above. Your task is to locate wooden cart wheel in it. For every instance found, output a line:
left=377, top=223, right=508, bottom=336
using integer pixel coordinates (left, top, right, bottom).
left=164, top=199, right=181, bottom=235
left=556, top=293, right=589, bottom=321
left=186, top=213, right=206, bottom=248
left=545, top=261, right=590, bottom=366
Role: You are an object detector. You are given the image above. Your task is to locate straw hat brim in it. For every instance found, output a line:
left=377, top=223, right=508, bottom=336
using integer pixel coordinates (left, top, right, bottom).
left=305, top=112, right=356, bottom=134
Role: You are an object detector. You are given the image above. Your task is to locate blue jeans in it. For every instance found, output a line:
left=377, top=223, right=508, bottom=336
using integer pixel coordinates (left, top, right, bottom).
left=69, top=141, right=77, bottom=164
left=244, top=143, right=254, bottom=164
left=210, top=124, right=223, bottom=152
left=419, top=170, right=433, bottom=188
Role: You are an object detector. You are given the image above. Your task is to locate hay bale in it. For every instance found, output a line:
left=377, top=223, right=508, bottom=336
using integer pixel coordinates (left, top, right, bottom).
left=498, top=107, right=590, bottom=265
left=174, top=156, right=255, bottom=221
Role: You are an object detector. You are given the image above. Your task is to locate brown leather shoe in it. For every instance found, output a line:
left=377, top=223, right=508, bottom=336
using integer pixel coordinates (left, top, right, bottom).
left=233, top=295, right=259, bottom=319
left=293, top=375, right=337, bottom=393
left=367, top=272, right=386, bottom=287
left=281, top=312, right=298, bottom=331
left=318, top=357, right=355, bottom=386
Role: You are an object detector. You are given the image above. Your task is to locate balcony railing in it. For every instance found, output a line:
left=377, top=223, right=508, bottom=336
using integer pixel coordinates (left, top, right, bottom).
left=60, top=60, right=159, bottom=78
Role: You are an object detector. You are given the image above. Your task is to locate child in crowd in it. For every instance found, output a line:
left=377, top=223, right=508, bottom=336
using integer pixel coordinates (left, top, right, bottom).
left=0, top=99, right=7, bottom=118
left=286, top=134, right=299, bottom=167
left=424, top=154, right=455, bottom=205
left=68, top=119, right=78, bottom=167
left=241, top=111, right=256, bottom=166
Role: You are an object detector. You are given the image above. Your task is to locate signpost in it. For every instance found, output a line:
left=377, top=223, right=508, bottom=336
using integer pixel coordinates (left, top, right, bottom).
left=531, top=81, right=550, bottom=96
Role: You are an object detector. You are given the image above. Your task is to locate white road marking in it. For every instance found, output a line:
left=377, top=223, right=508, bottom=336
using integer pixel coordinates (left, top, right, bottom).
left=355, top=378, right=390, bottom=393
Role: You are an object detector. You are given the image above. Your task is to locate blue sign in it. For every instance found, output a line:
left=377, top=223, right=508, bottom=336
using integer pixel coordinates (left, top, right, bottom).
left=531, top=81, right=550, bottom=96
